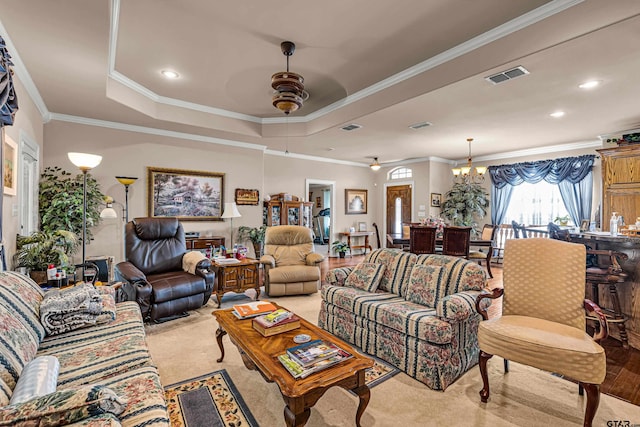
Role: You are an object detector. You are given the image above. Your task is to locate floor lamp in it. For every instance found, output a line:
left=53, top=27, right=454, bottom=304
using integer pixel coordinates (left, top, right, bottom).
left=68, top=152, right=102, bottom=281
left=221, top=202, right=241, bottom=252
left=115, top=176, right=138, bottom=223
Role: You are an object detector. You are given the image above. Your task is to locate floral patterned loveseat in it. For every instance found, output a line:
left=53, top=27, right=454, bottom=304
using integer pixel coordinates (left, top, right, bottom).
left=319, top=248, right=487, bottom=390
left=0, top=271, right=169, bottom=426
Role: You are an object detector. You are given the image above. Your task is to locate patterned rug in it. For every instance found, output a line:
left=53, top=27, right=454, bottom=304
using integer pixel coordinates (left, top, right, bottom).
left=165, top=359, right=399, bottom=426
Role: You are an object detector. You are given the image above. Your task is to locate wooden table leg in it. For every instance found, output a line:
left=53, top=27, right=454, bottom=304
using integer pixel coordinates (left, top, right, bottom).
left=352, top=385, right=370, bottom=427
left=363, top=235, right=370, bottom=254
left=283, top=396, right=311, bottom=427
left=346, top=236, right=352, bottom=256
left=215, top=327, right=227, bottom=362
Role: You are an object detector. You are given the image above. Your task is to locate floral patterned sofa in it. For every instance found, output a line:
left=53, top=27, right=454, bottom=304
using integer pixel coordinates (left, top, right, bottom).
left=0, top=271, right=169, bottom=426
left=318, top=248, right=487, bottom=390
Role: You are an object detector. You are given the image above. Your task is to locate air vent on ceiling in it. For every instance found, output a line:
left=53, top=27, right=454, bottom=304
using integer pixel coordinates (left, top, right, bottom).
left=485, top=66, right=529, bottom=85
left=409, top=121, right=433, bottom=130
left=340, top=123, right=362, bottom=131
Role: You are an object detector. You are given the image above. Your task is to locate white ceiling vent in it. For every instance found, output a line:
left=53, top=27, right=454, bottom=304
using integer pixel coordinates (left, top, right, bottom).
left=485, top=66, right=530, bottom=85
left=340, top=123, right=362, bottom=131
left=409, top=121, right=433, bottom=130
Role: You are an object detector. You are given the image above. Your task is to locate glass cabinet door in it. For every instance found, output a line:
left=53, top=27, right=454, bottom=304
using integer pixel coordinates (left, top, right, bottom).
left=287, top=207, right=300, bottom=225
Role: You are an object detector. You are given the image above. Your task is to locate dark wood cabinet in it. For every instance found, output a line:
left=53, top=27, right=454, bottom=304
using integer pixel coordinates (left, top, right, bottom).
left=263, top=193, right=313, bottom=228
left=598, top=145, right=640, bottom=230
left=211, top=258, right=260, bottom=307
left=185, top=236, right=226, bottom=250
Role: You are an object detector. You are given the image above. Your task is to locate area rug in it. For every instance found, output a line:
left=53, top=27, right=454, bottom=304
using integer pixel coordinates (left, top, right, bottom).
left=164, top=370, right=259, bottom=427
left=361, top=356, right=400, bottom=389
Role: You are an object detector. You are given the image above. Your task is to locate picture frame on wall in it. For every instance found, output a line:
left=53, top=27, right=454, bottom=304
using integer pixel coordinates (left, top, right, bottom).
left=147, top=167, right=224, bottom=221
left=3, top=134, right=17, bottom=196
left=235, top=188, right=259, bottom=205
left=315, top=196, right=321, bottom=208
left=345, top=189, right=367, bottom=215
left=430, top=193, right=441, bottom=207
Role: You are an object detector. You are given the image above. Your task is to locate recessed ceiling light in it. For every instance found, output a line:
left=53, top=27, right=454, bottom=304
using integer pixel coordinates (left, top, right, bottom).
left=161, top=70, right=180, bottom=79
left=550, top=111, right=565, bottom=118
left=578, top=80, right=600, bottom=89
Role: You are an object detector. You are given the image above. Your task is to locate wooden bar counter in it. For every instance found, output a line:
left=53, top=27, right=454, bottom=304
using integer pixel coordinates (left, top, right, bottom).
left=570, top=231, right=640, bottom=350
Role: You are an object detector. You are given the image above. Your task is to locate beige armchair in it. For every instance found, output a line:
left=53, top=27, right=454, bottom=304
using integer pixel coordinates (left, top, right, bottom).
left=260, top=225, right=325, bottom=296
left=476, top=238, right=608, bottom=427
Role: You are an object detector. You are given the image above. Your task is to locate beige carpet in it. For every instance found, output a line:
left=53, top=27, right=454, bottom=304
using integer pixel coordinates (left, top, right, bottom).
left=145, top=289, right=640, bottom=426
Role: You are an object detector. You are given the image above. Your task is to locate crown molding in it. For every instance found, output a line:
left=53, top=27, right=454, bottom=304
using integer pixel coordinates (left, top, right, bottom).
left=453, top=139, right=602, bottom=164
left=108, top=0, right=582, bottom=126
left=264, top=149, right=367, bottom=167
left=49, top=113, right=267, bottom=151
left=0, top=18, right=50, bottom=122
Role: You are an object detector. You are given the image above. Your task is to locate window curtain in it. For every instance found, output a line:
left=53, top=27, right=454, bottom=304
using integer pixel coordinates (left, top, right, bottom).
left=488, top=155, right=595, bottom=225
left=0, top=36, right=20, bottom=271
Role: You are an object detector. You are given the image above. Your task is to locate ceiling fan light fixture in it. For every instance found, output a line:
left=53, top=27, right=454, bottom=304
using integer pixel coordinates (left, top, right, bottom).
left=271, top=41, right=307, bottom=115
left=370, top=157, right=381, bottom=171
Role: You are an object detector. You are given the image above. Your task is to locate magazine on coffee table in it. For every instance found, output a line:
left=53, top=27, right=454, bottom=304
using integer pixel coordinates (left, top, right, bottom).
left=278, top=346, right=352, bottom=379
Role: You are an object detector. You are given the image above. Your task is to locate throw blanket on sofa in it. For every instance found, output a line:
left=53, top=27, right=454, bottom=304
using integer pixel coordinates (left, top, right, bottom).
left=40, top=284, right=105, bottom=335
left=182, top=251, right=206, bottom=274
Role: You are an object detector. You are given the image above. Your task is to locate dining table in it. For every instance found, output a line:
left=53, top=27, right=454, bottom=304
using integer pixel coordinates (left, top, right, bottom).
left=386, top=233, right=493, bottom=248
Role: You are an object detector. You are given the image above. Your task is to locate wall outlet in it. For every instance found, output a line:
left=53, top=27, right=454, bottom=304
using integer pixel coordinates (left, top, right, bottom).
left=418, top=211, right=426, bottom=217
left=419, top=205, right=426, bottom=210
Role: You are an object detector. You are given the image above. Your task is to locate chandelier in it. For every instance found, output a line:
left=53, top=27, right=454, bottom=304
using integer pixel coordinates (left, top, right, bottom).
left=452, top=138, right=487, bottom=184
left=272, top=41, right=309, bottom=115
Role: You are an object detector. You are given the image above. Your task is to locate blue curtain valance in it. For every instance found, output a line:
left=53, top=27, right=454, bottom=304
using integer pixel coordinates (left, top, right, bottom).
left=488, top=154, right=595, bottom=189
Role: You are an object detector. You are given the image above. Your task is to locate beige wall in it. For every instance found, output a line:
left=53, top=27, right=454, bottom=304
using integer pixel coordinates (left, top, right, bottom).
left=2, top=76, right=44, bottom=267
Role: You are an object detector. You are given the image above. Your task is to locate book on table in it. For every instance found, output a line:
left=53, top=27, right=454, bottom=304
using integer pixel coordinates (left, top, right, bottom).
left=255, top=309, right=293, bottom=326
left=286, top=339, right=341, bottom=368
left=232, top=301, right=277, bottom=319
left=252, top=315, right=300, bottom=337
left=278, top=345, right=352, bottom=379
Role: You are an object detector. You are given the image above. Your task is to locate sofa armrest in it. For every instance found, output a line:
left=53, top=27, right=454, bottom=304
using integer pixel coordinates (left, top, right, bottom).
left=324, top=267, right=354, bottom=286
left=114, top=262, right=153, bottom=318
left=0, top=384, right=126, bottom=426
left=115, top=261, right=147, bottom=282
left=437, top=291, right=485, bottom=322
left=260, top=254, right=276, bottom=268
left=195, top=260, right=215, bottom=304
left=306, top=253, right=325, bottom=266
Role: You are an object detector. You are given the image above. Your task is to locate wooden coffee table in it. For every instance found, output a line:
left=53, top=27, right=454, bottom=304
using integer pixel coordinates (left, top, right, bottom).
left=213, top=304, right=374, bottom=427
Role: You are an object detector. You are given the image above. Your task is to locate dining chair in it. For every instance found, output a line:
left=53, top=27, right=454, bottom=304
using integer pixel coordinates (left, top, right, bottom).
left=442, top=226, right=471, bottom=258
left=409, top=225, right=437, bottom=254
left=468, top=224, right=496, bottom=278
left=511, top=220, right=528, bottom=238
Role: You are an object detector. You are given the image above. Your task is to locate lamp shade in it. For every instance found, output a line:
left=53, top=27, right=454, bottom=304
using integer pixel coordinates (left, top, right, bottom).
left=115, top=176, right=138, bottom=186
left=100, top=207, right=118, bottom=219
left=68, top=152, right=102, bottom=171
left=221, top=202, right=241, bottom=219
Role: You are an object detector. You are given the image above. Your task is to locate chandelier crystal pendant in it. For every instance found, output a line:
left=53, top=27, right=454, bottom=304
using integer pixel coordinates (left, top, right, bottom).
left=452, top=138, right=487, bottom=184
left=272, top=41, right=308, bottom=115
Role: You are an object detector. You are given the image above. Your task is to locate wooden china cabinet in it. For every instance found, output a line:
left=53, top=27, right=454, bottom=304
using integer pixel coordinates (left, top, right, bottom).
left=598, top=144, right=640, bottom=230
left=263, top=193, right=313, bottom=229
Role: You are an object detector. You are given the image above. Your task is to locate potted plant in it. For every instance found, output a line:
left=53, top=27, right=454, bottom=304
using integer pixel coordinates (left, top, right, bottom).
left=331, top=241, right=349, bottom=258
left=440, top=182, right=489, bottom=236
left=237, top=225, right=267, bottom=258
left=14, top=230, right=79, bottom=284
left=38, top=166, right=105, bottom=240
left=554, top=215, right=571, bottom=226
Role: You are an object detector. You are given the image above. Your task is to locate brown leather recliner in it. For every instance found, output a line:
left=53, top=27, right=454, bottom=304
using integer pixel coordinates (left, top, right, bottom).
left=115, top=217, right=214, bottom=322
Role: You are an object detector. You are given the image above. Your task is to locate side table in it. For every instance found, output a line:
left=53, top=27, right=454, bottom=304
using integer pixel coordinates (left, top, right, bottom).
left=339, top=231, right=374, bottom=256
left=210, top=258, right=260, bottom=307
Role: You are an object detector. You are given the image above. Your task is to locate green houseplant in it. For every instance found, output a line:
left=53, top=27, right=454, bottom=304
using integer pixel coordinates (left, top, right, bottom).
left=15, top=230, right=79, bottom=284
left=331, top=241, right=349, bottom=258
left=440, top=182, right=489, bottom=236
left=237, top=225, right=267, bottom=258
left=554, top=215, right=570, bottom=226
left=38, top=166, right=105, bottom=240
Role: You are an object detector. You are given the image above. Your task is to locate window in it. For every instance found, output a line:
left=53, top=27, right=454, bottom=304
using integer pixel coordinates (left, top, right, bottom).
left=389, top=167, right=412, bottom=180
left=504, top=181, right=570, bottom=225
left=394, top=197, right=402, bottom=234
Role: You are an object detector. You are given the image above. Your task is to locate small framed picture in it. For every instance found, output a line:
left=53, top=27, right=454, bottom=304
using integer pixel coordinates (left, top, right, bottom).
left=235, top=188, right=260, bottom=205
left=430, top=193, right=441, bottom=207
left=358, top=222, right=367, bottom=232
left=3, top=134, right=18, bottom=196
left=345, top=189, right=367, bottom=215
left=580, top=219, right=590, bottom=232
left=315, top=196, right=321, bottom=208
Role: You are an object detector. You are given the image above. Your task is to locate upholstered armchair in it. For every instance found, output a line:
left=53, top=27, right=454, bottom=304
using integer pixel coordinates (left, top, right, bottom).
left=475, top=238, right=608, bottom=427
left=115, top=217, right=214, bottom=322
left=259, top=225, right=324, bottom=296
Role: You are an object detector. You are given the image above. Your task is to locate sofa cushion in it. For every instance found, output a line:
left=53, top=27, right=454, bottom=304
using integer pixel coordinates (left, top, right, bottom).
left=268, top=265, right=320, bottom=283
left=147, top=271, right=206, bottom=303
left=364, top=249, right=416, bottom=294
left=415, top=254, right=486, bottom=295
left=405, top=264, right=445, bottom=307
left=0, top=306, right=40, bottom=406
left=37, top=302, right=154, bottom=388
left=0, top=384, right=126, bottom=427
left=0, top=272, right=45, bottom=343
left=345, top=263, right=385, bottom=292
left=10, top=356, right=59, bottom=404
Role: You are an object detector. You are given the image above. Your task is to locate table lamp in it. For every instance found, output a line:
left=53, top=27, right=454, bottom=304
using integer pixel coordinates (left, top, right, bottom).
left=221, top=202, right=241, bottom=250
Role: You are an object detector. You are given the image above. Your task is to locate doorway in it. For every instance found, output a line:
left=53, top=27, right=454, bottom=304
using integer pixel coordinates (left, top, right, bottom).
left=306, top=179, right=335, bottom=254
left=385, top=183, right=412, bottom=239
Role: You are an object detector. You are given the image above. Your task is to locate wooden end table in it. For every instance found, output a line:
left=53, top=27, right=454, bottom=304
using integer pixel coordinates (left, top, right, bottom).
left=210, top=258, right=260, bottom=307
left=213, top=304, right=374, bottom=427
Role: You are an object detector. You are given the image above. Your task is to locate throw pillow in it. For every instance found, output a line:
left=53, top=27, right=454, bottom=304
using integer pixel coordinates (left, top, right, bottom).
left=0, top=384, right=127, bottom=427
left=10, top=356, right=60, bottom=405
left=344, top=263, right=386, bottom=292
left=405, top=264, right=445, bottom=307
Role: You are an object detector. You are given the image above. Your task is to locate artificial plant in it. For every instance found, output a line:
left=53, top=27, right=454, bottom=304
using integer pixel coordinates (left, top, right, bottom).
left=237, top=225, right=268, bottom=257
left=38, top=166, right=105, bottom=240
left=440, top=182, right=489, bottom=235
left=15, top=230, right=79, bottom=275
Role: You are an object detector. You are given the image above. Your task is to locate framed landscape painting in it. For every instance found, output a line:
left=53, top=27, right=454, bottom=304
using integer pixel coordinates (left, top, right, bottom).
left=147, top=167, right=224, bottom=221
left=3, top=135, right=17, bottom=196
left=345, top=189, right=367, bottom=215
